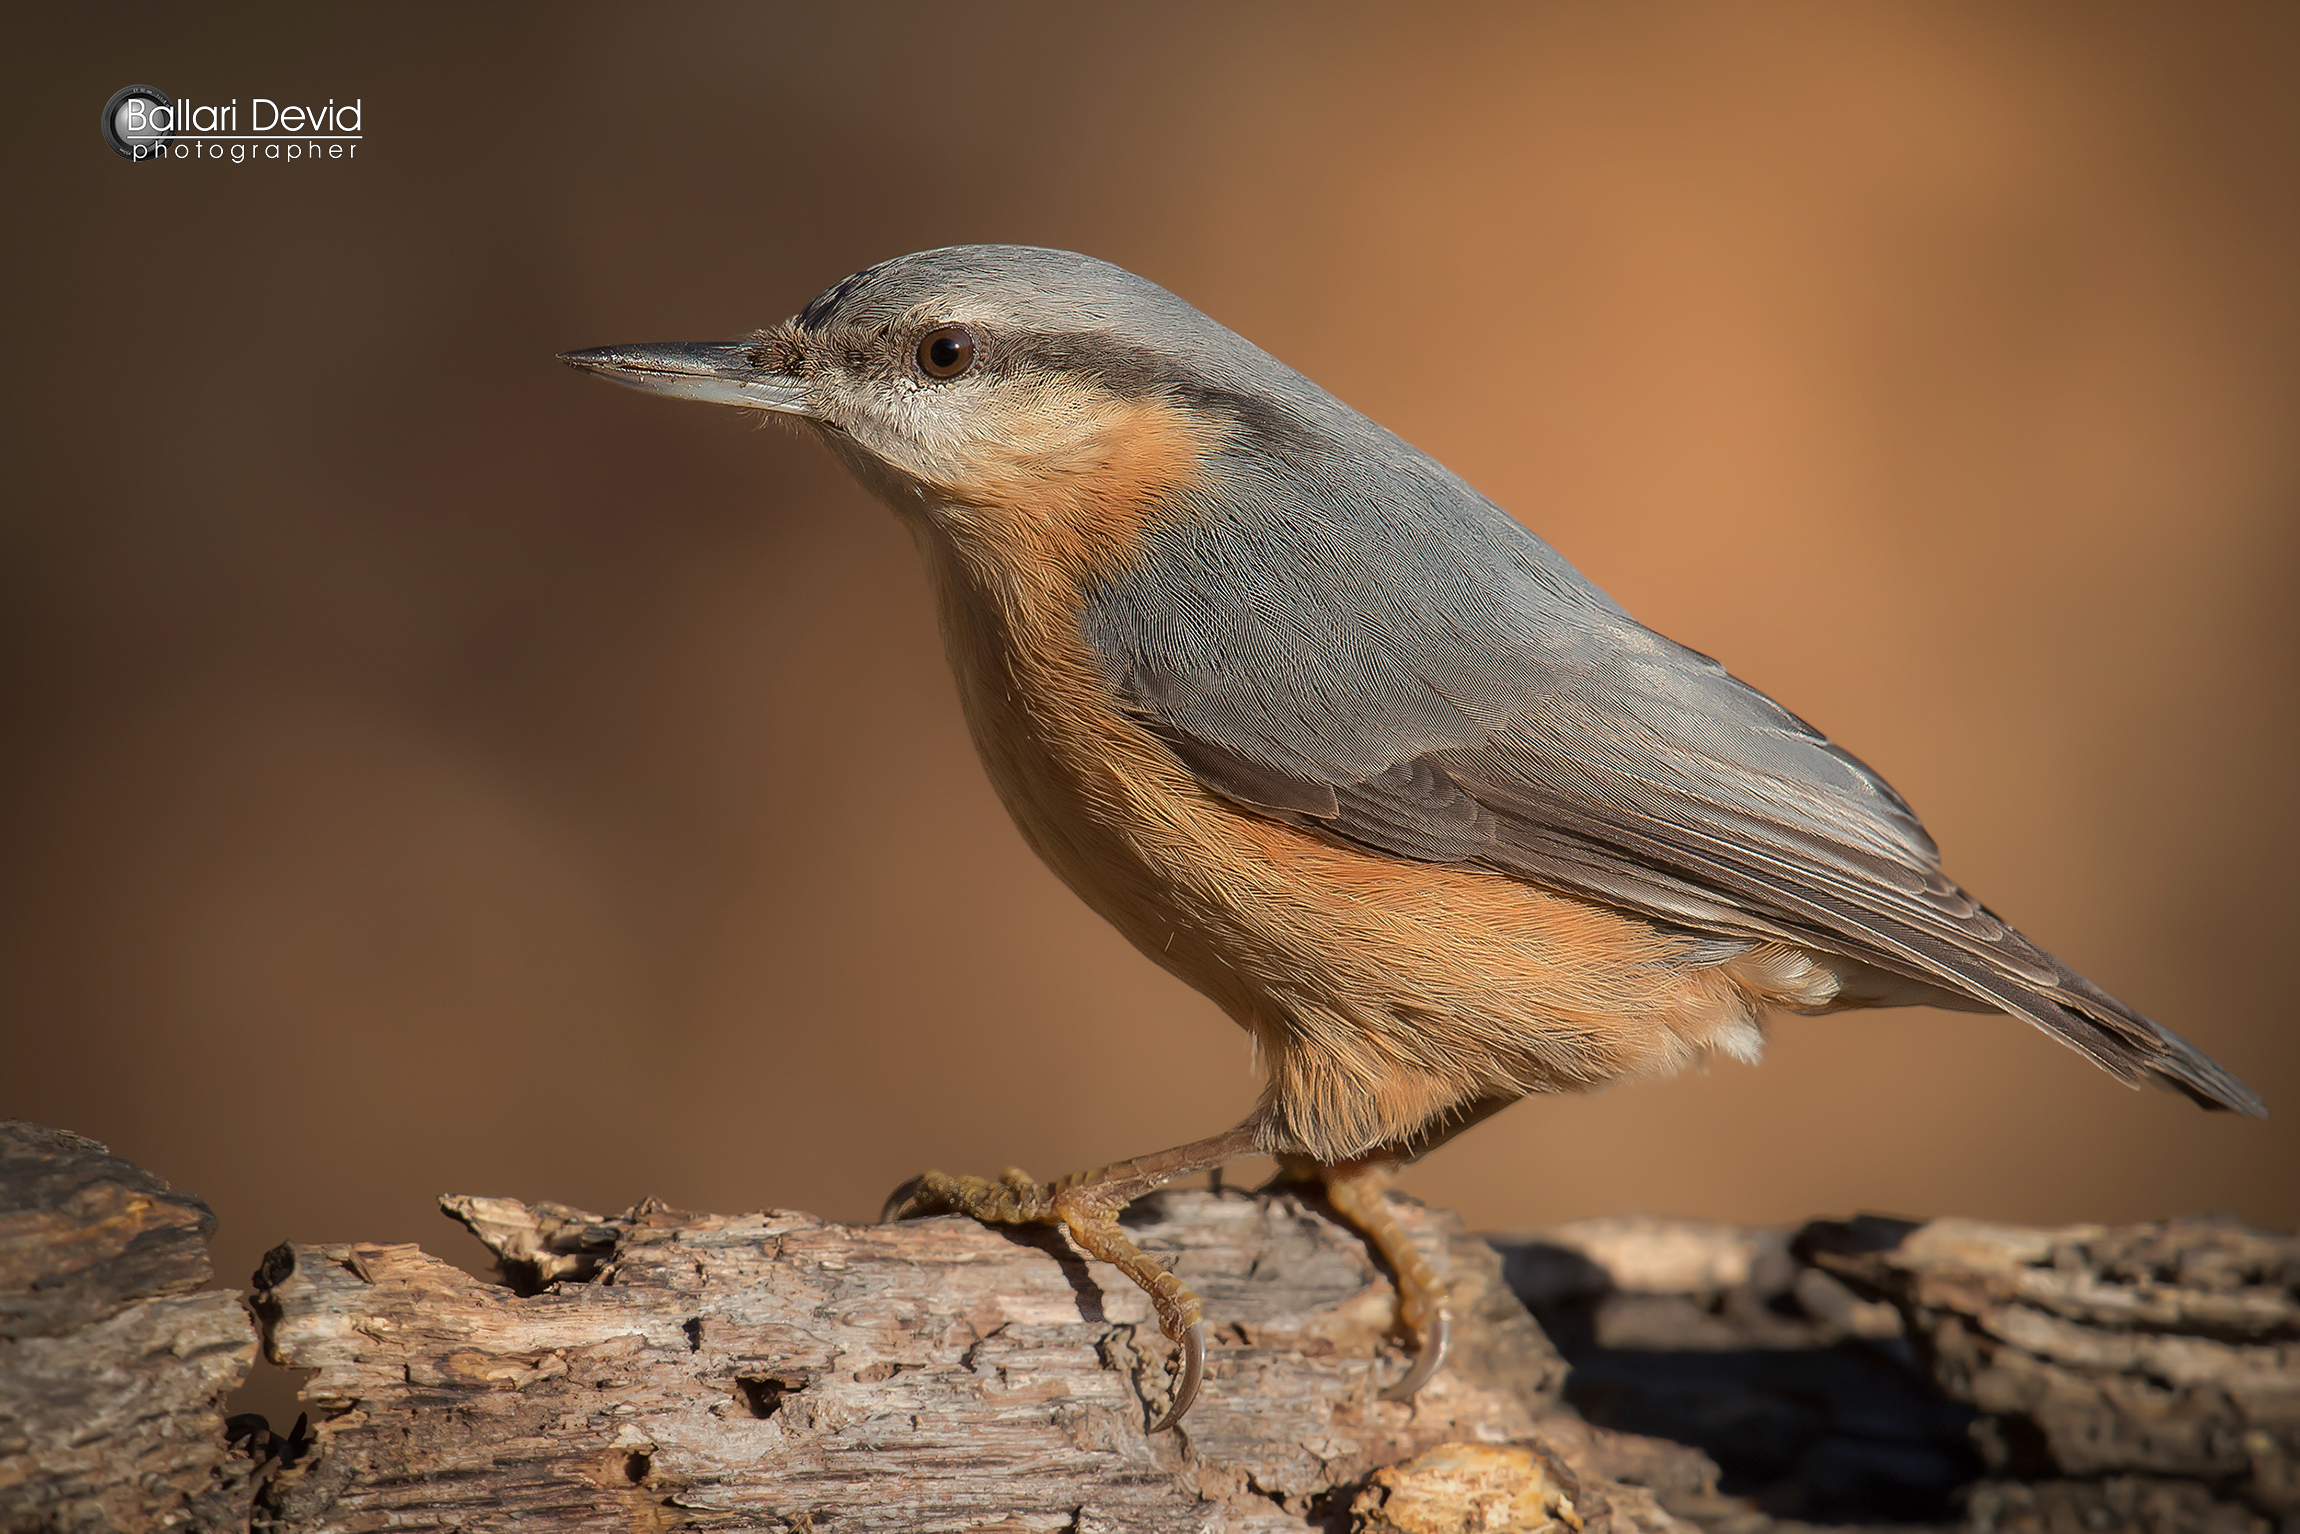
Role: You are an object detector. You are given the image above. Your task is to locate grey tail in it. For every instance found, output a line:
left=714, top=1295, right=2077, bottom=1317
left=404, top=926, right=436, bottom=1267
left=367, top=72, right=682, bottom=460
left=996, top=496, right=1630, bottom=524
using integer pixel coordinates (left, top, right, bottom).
left=2136, top=1019, right=2267, bottom=1116
left=2047, top=968, right=2267, bottom=1117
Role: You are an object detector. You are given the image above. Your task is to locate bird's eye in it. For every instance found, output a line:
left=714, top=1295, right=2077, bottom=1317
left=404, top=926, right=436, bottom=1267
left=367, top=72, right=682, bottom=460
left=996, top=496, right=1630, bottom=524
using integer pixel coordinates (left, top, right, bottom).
left=917, top=324, right=976, bottom=379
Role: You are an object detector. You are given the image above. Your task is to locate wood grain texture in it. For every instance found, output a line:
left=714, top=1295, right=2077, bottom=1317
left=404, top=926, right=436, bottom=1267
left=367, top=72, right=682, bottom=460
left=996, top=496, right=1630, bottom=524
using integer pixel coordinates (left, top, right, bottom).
left=12, top=1115, right=2294, bottom=1531
left=0, top=1121, right=260, bottom=1534
left=1805, top=1213, right=2300, bottom=1526
left=253, top=1187, right=1596, bottom=1532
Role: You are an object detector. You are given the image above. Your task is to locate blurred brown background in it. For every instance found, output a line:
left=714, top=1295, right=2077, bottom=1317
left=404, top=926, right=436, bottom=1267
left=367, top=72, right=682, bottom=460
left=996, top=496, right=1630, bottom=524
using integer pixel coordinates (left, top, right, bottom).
left=7, top=2, right=2297, bottom=1418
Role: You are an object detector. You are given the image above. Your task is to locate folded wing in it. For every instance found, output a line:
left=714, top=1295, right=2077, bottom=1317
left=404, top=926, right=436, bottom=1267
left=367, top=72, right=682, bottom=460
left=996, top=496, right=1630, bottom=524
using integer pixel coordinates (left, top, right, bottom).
left=1086, top=432, right=2261, bottom=1115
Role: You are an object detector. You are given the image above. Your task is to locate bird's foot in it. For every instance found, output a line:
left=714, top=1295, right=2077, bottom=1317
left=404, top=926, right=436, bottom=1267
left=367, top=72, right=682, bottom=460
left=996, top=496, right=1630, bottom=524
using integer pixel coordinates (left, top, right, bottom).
left=881, top=1166, right=1052, bottom=1225
left=1048, top=1186, right=1207, bottom=1432
left=1285, top=1155, right=1452, bottom=1401
left=880, top=1123, right=1259, bottom=1430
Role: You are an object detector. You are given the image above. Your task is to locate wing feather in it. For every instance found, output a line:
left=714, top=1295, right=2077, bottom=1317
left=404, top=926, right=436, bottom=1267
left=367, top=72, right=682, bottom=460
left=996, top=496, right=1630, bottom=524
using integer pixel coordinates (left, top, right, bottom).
left=1083, top=407, right=2261, bottom=1115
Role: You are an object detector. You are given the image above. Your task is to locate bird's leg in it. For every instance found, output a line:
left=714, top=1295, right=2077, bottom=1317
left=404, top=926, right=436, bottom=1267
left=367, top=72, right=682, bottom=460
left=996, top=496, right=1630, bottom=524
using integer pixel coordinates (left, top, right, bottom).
left=1279, top=1153, right=1452, bottom=1402
left=882, top=1120, right=1261, bottom=1430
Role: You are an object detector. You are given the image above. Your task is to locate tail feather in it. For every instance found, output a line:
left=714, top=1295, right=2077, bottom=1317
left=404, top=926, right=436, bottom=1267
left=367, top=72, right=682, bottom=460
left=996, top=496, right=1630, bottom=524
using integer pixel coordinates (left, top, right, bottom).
left=2132, top=1020, right=2266, bottom=1116
left=2040, top=972, right=2266, bottom=1117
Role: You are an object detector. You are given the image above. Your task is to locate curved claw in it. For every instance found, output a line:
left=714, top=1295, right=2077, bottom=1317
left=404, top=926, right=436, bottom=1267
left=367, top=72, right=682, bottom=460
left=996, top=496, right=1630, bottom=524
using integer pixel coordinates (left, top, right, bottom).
left=879, top=1175, right=928, bottom=1224
left=1146, top=1320, right=1205, bottom=1433
left=1378, top=1305, right=1450, bottom=1402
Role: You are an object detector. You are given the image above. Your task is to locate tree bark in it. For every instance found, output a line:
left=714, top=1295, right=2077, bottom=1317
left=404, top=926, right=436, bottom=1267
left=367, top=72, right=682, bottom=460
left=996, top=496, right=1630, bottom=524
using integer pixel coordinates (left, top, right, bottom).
left=1804, top=1213, right=2300, bottom=1529
left=251, top=1186, right=1682, bottom=1531
left=0, top=1121, right=262, bottom=1534
left=1, top=1119, right=1703, bottom=1533
left=8, top=1117, right=2295, bottom=1534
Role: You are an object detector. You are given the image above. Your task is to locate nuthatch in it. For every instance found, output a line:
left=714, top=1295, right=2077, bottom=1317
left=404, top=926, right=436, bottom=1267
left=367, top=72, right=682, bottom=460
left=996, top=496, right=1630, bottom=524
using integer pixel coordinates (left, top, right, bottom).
left=565, top=245, right=2264, bottom=1430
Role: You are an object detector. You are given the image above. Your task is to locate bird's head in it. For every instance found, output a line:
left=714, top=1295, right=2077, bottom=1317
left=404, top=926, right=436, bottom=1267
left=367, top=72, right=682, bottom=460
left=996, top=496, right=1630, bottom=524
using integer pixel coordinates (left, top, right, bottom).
left=562, top=246, right=1321, bottom=579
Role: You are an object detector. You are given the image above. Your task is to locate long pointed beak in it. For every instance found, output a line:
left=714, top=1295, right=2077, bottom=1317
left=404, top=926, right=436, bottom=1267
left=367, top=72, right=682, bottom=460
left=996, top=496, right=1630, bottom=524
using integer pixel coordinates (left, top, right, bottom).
left=557, top=342, right=813, bottom=416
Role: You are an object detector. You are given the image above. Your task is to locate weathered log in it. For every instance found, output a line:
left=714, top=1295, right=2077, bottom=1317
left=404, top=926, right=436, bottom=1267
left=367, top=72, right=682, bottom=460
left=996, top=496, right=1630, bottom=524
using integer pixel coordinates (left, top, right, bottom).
left=1805, top=1214, right=2300, bottom=1528
left=247, top=1186, right=1680, bottom=1531
left=1496, top=1214, right=1980, bottom=1527
left=12, top=1118, right=2293, bottom=1533
left=0, top=1117, right=1709, bottom=1533
left=0, top=1121, right=261, bottom=1534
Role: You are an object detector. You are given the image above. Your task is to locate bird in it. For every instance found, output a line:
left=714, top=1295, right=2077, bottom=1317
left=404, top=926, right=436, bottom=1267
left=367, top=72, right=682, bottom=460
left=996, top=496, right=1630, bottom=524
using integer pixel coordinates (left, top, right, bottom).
left=562, top=244, right=2264, bottom=1431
